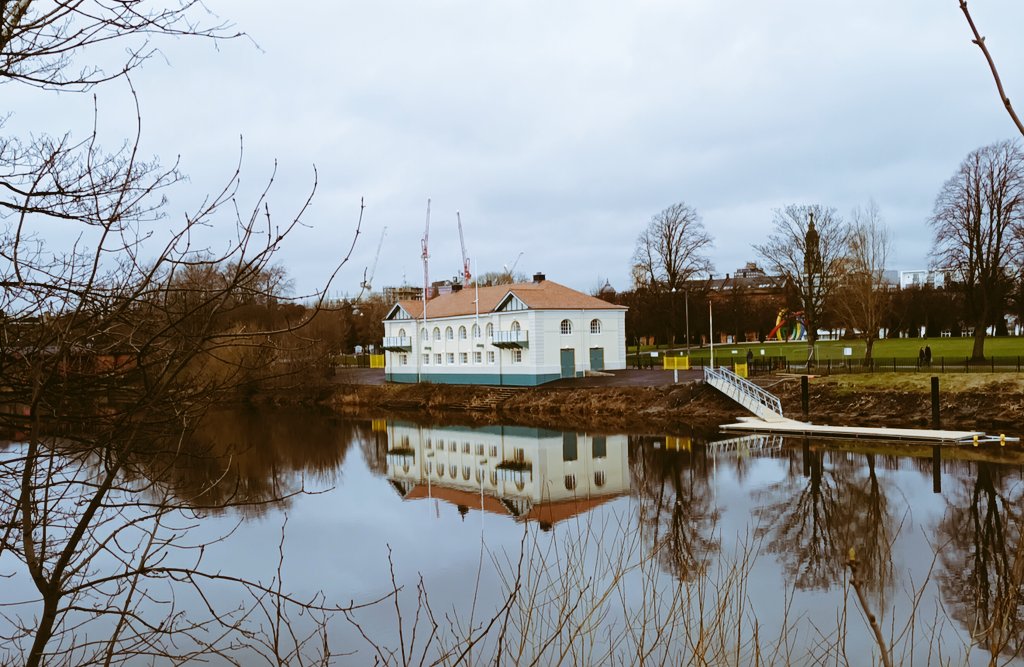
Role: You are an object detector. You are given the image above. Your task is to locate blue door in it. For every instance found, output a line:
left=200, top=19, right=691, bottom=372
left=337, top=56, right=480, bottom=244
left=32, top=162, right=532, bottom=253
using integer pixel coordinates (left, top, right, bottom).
left=589, top=347, right=604, bottom=371
left=560, top=349, right=575, bottom=379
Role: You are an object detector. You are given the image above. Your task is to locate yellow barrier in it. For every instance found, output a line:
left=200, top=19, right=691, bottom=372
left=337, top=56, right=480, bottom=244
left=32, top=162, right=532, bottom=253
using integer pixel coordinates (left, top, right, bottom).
left=371, top=419, right=387, bottom=432
left=734, top=361, right=748, bottom=378
left=663, top=356, right=690, bottom=371
left=369, top=354, right=386, bottom=369
left=665, top=435, right=692, bottom=451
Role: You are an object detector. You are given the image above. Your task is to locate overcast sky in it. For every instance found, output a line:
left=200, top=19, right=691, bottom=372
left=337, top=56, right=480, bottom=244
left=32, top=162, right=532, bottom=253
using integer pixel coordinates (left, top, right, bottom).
left=15, top=1, right=1024, bottom=298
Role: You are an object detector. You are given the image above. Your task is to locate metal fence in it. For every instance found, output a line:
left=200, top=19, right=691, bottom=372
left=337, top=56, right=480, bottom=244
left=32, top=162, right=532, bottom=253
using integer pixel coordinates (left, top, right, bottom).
left=629, top=353, right=1024, bottom=375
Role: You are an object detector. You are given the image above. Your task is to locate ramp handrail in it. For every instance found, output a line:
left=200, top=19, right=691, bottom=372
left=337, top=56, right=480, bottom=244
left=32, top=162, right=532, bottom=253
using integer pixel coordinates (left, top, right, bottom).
left=703, top=366, right=784, bottom=419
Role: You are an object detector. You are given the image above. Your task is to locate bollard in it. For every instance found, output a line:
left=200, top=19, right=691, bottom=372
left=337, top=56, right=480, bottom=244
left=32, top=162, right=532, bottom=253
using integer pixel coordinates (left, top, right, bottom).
left=932, top=446, right=941, bottom=494
left=1001, top=433, right=1006, bottom=447
left=801, top=375, right=809, bottom=420
left=973, top=434, right=979, bottom=447
left=931, top=376, right=940, bottom=429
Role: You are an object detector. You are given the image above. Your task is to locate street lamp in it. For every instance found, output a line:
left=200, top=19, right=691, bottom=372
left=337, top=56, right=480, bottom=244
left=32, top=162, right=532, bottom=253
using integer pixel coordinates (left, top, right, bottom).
left=670, top=287, right=676, bottom=349
left=685, top=288, right=690, bottom=356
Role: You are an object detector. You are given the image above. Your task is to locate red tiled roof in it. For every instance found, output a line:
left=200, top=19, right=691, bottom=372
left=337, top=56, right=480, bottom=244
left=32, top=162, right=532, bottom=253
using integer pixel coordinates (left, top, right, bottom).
left=402, top=483, right=624, bottom=526
left=392, top=280, right=625, bottom=320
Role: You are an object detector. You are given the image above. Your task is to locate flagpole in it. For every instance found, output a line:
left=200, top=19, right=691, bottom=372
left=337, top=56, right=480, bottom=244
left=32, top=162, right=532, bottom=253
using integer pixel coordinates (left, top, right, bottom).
left=709, top=301, right=714, bottom=369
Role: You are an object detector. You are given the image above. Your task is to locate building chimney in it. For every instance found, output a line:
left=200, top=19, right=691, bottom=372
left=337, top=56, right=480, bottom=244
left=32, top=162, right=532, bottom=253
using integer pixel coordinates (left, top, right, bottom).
left=533, top=272, right=545, bottom=283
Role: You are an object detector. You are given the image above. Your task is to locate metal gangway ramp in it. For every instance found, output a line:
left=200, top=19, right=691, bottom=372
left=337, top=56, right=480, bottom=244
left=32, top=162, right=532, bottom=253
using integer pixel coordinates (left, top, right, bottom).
left=703, top=366, right=786, bottom=422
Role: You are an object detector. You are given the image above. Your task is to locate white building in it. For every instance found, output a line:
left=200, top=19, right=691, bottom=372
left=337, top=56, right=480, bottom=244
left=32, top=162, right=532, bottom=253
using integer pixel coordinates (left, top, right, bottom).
left=381, top=273, right=627, bottom=386
left=899, top=269, right=947, bottom=290
left=384, top=422, right=630, bottom=528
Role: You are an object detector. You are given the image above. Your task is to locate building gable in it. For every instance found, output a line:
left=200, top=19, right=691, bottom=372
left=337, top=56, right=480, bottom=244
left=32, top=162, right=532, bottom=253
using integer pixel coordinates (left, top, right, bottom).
left=385, top=304, right=414, bottom=321
left=495, top=292, right=529, bottom=313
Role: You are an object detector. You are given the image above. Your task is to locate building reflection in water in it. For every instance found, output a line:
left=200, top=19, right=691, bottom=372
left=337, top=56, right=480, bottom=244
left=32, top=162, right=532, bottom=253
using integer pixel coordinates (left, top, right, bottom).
left=383, top=421, right=629, bottom=530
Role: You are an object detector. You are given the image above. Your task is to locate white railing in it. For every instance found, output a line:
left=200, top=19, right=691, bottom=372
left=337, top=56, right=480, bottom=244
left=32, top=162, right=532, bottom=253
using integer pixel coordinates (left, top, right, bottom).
left=706, top=434, right=784, bottom=457
left=382, top=336, right=413, bottom=351
left=703, top=366, right=784, bottom=421
left=492, top=330, right=529, bottom=347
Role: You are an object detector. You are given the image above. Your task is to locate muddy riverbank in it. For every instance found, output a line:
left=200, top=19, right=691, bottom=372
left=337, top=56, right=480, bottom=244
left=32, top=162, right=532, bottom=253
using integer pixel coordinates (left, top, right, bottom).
left=253, top=373, right=1024, bottom=435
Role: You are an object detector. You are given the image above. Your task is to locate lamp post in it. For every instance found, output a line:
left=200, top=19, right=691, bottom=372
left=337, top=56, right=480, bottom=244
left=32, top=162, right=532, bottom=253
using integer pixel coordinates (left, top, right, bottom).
left=685, top=289, right=690, bottom=356
left=670, top=287, right=677, bottom=348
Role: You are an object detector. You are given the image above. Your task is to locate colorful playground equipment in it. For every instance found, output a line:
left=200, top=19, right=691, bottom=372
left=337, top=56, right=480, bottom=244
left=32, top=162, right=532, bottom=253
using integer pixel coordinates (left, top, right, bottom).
left=767, top=309, right=807, bottom=342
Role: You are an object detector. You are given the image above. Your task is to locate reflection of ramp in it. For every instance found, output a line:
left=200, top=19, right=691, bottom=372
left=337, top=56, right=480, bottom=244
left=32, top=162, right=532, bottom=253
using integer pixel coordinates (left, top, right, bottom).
left=703, top=366, right=785, bottom=421
left=707, top=434, right=784, bottom=458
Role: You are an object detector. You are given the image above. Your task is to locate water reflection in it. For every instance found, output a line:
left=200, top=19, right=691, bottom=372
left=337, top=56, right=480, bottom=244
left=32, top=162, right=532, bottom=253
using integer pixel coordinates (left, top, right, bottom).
left=9, top=405, right=1021, bottom=663
left=150, top=407, right=363, bottom=515
left=939, top=462, right=1024, bottom=658
left=383, top=422, right=629, bottom=529
left=630, top=434, right=722, bottom=580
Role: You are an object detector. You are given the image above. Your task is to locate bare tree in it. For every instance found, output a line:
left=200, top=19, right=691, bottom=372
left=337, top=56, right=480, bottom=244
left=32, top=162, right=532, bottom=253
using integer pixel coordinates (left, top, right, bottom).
left=475, top=270, right=526, bottom=286
left=753, top=204, right=848, bottom=359
left=0, top=3, right=368, bottom=665
left=959, top=1, right=1024, bottom=139
left=834, top=201, right=892, bottom=361
left=931, top=140, right=1024, bottom=361
left=631, top=202, right=713, bottom=293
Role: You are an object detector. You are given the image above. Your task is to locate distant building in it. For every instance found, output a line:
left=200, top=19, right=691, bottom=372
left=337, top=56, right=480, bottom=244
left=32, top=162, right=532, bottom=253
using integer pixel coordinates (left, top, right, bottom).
left=381, top=273, right=627, bottom=386
left=702, top=263, right=785, bottom=294
left=382, top=285, right=424, bottom=303
left=899, top=270, right=947, bottom=290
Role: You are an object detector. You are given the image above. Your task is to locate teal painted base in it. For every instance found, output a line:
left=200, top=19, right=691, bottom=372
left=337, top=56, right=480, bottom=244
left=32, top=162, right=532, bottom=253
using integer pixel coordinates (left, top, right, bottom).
left=386, top=371, right=561, bottom=386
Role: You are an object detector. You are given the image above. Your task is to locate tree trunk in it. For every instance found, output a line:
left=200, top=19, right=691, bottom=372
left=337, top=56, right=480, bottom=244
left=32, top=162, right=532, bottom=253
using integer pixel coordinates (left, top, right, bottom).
left=972, top=319, right=987, bottom=361
left=864, top=336, right=875, bottom=362
left=27, top=595, right=58, bottom=667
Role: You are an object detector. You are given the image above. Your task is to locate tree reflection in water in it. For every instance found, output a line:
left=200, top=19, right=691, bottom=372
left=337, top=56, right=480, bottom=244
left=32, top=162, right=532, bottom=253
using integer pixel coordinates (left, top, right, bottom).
left=939, top=462, right=1024, bottom=660
left=629, top=436, right=720, bottom=580
left=142, top=408, right=363, bottom=516
left=755, top=443, right=896, bottom=599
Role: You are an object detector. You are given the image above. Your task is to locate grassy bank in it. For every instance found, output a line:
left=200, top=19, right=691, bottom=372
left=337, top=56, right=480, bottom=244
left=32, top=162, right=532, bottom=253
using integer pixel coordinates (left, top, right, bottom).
left=632, top=336, right=1024, bottom=363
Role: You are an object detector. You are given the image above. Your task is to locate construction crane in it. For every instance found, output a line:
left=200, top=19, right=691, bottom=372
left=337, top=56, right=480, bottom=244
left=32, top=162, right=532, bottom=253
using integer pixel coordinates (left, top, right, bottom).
left=421, top=198, right=431, bottom=310
left=456, top=211, right=471, bottom=285
left=503, top=251, right=524, bottom=281
left=359, top=226, right=387, bottom=293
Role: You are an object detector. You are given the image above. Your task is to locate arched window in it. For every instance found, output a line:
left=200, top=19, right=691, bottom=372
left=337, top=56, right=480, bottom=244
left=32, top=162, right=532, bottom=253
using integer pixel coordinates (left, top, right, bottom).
left=489, top=471, right=498, bottom=486
left=564, top=474, right=577, bottom=491
left=462, top=466, right=471, bottom=481
left=458, top=326, right=467, bottom=340
left=438, top=466, right=445, bottom=478
left=445, top=326, right=454, bottom=340
left=511, top=321, right=521, bottom=332
left=433, top=327, right=441, bottom=341
left=421, top=328, right=429, bottom=341
left=486, top=323, right=494, bottom=338
left=594, top=471, right=606, bottom=487
left=560, top=319, right=572, bottom=335
left=472, top=323, right=481, bottom=339
left=590, top=319, right=602, bottom=334
left=426, top=461, right=433, bottom=474
left=398, top=327, right=406, bottom=337
left=449, top=464, right=458, bottom=478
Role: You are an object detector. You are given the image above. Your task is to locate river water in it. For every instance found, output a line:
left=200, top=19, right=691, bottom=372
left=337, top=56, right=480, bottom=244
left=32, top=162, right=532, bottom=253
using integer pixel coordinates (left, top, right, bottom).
left=4, top=407, right=1024, bottom=665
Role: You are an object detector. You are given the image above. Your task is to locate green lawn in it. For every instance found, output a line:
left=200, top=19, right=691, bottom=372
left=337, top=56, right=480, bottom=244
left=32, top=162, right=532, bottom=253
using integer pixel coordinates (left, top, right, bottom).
left=630, top=337, right=1024, bottom=362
